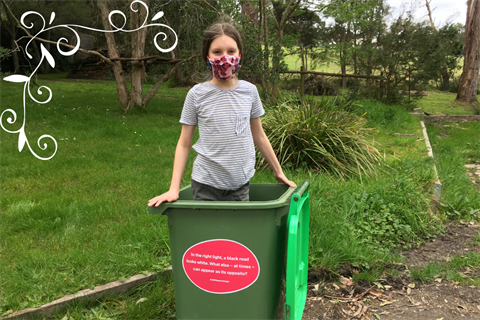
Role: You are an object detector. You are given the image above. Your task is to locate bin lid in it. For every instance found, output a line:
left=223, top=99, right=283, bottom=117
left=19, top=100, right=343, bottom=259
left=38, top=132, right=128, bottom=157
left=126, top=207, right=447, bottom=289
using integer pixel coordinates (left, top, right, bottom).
left=285, top=181, right=310, bottom=320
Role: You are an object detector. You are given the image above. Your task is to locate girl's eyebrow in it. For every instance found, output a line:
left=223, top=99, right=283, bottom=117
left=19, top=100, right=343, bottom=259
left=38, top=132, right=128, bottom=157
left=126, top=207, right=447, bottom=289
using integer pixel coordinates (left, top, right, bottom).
left=210, top=46, right=238, bottom=51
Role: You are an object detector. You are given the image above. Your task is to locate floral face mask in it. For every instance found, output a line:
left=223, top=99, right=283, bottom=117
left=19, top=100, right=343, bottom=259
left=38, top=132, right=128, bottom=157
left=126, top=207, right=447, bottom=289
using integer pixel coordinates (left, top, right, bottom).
left=207, top=54, right=241, bottom=81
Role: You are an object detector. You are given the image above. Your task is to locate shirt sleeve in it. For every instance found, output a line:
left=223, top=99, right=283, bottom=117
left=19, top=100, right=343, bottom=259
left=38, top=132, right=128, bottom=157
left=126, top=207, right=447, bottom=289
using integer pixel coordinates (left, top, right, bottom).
left=179, top=87, right=198, bottom=125
left=250, top=85, right=265, bottom=119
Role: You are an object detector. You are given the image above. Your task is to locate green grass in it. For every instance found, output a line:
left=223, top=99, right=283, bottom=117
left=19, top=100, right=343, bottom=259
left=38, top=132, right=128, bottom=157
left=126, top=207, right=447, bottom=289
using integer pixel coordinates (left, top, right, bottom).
left=417, top=91, right=480, bottom=115
left=411, top=253, right=480, bottom=285
left=0, top=79, right=190, bottom=314
left=352, top=100, right=428, bottom=161
left=425, top=120, right=480, bottom=218
left=284, top=47, right=341, bottom=73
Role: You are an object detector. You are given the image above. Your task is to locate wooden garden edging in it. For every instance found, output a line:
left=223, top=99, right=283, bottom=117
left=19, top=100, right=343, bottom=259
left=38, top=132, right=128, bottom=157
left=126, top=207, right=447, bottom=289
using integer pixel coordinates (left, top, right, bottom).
left=2, top=268, right=172, bottom=320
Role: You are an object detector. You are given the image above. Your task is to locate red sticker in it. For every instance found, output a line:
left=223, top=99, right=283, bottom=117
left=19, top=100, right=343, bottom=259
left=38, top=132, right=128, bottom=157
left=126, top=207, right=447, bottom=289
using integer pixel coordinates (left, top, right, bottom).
left=182, top=239, right=260, bottom=294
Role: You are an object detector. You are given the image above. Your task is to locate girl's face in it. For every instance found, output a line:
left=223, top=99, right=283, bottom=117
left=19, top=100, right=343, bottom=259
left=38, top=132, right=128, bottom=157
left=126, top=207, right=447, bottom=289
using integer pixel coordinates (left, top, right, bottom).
left=208, top=35, right=239, bottom=59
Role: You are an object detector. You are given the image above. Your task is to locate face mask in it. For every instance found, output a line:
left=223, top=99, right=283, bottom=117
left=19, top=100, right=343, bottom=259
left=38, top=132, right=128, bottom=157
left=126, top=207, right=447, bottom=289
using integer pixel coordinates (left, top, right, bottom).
left=207, top=54, right=241, bottom=81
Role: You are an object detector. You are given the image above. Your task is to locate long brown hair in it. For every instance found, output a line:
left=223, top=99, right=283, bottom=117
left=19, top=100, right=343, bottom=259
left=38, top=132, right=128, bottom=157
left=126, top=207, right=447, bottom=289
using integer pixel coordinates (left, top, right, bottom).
left=202, top=23, right=243, bottom=67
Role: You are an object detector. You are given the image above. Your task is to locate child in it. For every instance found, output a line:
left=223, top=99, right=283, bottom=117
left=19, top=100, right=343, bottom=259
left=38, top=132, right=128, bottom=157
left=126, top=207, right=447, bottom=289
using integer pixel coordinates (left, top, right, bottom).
left=148, top=23, right=295, bottom=207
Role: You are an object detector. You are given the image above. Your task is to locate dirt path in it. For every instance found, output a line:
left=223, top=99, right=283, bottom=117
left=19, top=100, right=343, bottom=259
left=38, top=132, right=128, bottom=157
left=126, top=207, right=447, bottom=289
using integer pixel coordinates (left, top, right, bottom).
left=303, top=224, right=480, bottom=320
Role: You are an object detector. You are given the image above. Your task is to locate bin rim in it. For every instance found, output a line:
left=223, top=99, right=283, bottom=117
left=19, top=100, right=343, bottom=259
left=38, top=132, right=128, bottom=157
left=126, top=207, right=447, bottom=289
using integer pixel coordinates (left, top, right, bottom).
left=148, top=183, right=297, bottom=215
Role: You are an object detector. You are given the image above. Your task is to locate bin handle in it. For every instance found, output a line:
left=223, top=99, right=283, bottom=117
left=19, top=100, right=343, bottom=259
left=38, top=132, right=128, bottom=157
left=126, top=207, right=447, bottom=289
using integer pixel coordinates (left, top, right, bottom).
left=293, top=180, right=310, bottom=201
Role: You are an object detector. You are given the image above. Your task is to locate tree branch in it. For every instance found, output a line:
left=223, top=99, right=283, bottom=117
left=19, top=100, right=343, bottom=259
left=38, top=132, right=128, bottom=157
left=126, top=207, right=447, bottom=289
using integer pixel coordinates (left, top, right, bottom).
left=109, top=55, right=182, bottom=63
left=425, top=0, right=437, bottom=30
left=142, top=54, right=199, bottom=105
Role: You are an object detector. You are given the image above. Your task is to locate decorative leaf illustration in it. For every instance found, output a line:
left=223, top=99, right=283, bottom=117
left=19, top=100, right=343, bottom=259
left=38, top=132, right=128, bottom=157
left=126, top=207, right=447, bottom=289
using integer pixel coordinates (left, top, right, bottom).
left=41, top=44, right=55, bottom=68
left=152, top=11, right=164, bottom=21
left=3, top=75, right=29, bottom=83
left=49, top=12, right=55, bottom=25
left=18, top=130, right=27, bottom=152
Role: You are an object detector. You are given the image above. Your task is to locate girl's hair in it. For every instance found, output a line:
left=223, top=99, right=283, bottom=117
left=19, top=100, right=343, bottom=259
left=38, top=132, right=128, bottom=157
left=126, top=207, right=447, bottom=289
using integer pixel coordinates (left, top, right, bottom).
left=202, top=23, right=243, bottom=67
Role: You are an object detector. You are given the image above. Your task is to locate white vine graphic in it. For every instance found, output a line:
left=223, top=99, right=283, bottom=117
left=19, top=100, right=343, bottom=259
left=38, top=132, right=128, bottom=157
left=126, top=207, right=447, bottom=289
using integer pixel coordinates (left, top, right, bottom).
left=1, top=0, right=178, bottom=160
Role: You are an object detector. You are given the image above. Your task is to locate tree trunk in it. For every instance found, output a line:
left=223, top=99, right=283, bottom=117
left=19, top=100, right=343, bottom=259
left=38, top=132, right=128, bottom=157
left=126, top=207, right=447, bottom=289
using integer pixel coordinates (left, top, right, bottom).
left=425, top=0, right=436, bottom=29
left=130, top=0, right=147, bottom=108
left=301, top=46, right=305, bottom=70
left=340, top=47, right=347, bottom=88
left=305, top=47, right=308, bottom=71
left=142, top=56, right=196, bottom=105
left=31, top=40, right=47, bottom=74
left=456, top=0, right=480, bottom=104
left=2, top=1, right=19, bottom=73
left=98, top=0, right=130, bottom=109
left=42, top=30, right=51, bottom=74
left=272, top=29, right=282, bottom=96
left=10, top=31, right=19, bottom=73
left=260, top=0, right=271, bottom=94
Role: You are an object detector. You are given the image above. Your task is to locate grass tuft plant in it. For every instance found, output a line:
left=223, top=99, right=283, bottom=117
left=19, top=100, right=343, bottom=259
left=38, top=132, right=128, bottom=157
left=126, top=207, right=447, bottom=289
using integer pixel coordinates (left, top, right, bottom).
left=259, top=96, right=383, bottom=178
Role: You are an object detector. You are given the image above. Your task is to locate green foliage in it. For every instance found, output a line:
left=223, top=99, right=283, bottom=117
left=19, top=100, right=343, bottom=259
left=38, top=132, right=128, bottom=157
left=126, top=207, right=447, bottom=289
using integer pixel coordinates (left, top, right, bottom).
left=0, top=47, right=12, bottom=74
left=448, top=78, right=461, bottom=93
left=298, top=155, right=440, bottom=270
left=369, top=20, right=462, bottom=105
left=284, top=5, right=325, bottom=69
left=350, top=167, right=439, bottom=250
left=0, top=47, right=11, bottom=61
left=260, top=95, right=383, bottom=178
left=352, top=100, right=416, bottom=130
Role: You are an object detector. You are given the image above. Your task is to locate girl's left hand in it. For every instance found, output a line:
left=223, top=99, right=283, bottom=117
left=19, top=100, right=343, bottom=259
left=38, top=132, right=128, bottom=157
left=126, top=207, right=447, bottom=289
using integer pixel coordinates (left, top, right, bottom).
left=274, top=172, right=296, bottom=188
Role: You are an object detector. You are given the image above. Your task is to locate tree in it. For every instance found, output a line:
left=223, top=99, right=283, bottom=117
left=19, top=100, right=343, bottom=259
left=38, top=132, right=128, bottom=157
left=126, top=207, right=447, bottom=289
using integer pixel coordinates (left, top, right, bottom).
left=2, top=0, right=195, bottom=110
left=284, top=5, right=324, bottom=71
left=456, top=0, right=480, bottom=104
left=424, top=0, right=464, bottom=90
left=269, top=0, right=301, bottom=96
left=321, top=0, right=388, bottom=88
left=1, top=0, right=19, bottom=73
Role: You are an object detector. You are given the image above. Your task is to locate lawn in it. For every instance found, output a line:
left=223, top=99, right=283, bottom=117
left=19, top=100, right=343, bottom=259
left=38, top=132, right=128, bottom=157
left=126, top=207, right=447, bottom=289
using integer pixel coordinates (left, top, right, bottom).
left=1, top=75, right=478, bottom=319
left=0, top=79, right=190, bottom=314
left=417, top=90, right=480, bottom=115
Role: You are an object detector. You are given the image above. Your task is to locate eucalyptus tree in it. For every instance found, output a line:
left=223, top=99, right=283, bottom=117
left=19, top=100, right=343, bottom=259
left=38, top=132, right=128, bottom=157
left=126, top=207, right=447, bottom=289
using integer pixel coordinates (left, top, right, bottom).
left=456, top=0, right=480, bottom=104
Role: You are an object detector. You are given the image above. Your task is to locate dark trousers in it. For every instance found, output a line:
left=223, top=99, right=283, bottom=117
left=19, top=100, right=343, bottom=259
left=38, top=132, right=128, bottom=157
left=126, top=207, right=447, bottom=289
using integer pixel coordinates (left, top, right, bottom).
left=191, top=180, right=249, bottom=201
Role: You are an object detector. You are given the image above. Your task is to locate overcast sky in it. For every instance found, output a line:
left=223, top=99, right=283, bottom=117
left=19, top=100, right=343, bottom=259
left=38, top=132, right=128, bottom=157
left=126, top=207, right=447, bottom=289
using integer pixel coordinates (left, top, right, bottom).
left=386, top=0, right=468, bottom=26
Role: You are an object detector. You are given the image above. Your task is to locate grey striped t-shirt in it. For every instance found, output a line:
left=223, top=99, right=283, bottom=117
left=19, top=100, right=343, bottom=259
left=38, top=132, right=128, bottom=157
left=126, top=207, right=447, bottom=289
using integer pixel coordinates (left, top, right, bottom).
left=180, top=80, right=265, bottom=190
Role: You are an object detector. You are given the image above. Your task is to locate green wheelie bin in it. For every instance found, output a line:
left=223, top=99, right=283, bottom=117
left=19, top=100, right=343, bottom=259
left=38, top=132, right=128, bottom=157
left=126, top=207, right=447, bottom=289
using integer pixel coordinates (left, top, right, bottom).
left=149, top=180, right=310, bottom=320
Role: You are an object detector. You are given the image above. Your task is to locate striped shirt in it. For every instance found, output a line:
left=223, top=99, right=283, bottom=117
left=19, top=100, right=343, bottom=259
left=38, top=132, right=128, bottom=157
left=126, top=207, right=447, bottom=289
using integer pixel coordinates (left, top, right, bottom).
left=180, top=80, right=265, bottom=190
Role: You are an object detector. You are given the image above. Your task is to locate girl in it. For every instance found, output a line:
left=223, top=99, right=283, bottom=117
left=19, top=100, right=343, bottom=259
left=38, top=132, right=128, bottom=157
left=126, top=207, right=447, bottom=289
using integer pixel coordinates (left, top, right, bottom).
left=148, top=23, right=295, bottom=207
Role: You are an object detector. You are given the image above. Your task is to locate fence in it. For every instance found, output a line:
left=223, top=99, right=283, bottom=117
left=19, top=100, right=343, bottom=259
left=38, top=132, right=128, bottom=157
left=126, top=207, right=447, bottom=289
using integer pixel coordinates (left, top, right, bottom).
left=282, top=66, right=383, bottom=97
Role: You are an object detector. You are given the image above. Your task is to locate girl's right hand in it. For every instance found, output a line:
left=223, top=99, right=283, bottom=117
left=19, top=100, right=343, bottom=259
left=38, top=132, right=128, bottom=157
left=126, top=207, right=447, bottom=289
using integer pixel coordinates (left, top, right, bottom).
left=148, top=190, right=179, bottom=207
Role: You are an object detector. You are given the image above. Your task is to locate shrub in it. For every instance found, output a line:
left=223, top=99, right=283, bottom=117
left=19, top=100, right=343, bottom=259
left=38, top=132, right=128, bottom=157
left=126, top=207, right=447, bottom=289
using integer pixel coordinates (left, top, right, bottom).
left=259, top=96, right=383, bottom=178
left=279, top=76, right=301, bottom=93
left=304, top=75, right=339, bottom=96
left=448, top=78, right=460, bottom=93
left=473, top=102, right=480, bottom=115
left=351, top=171, right=437, bottom=249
